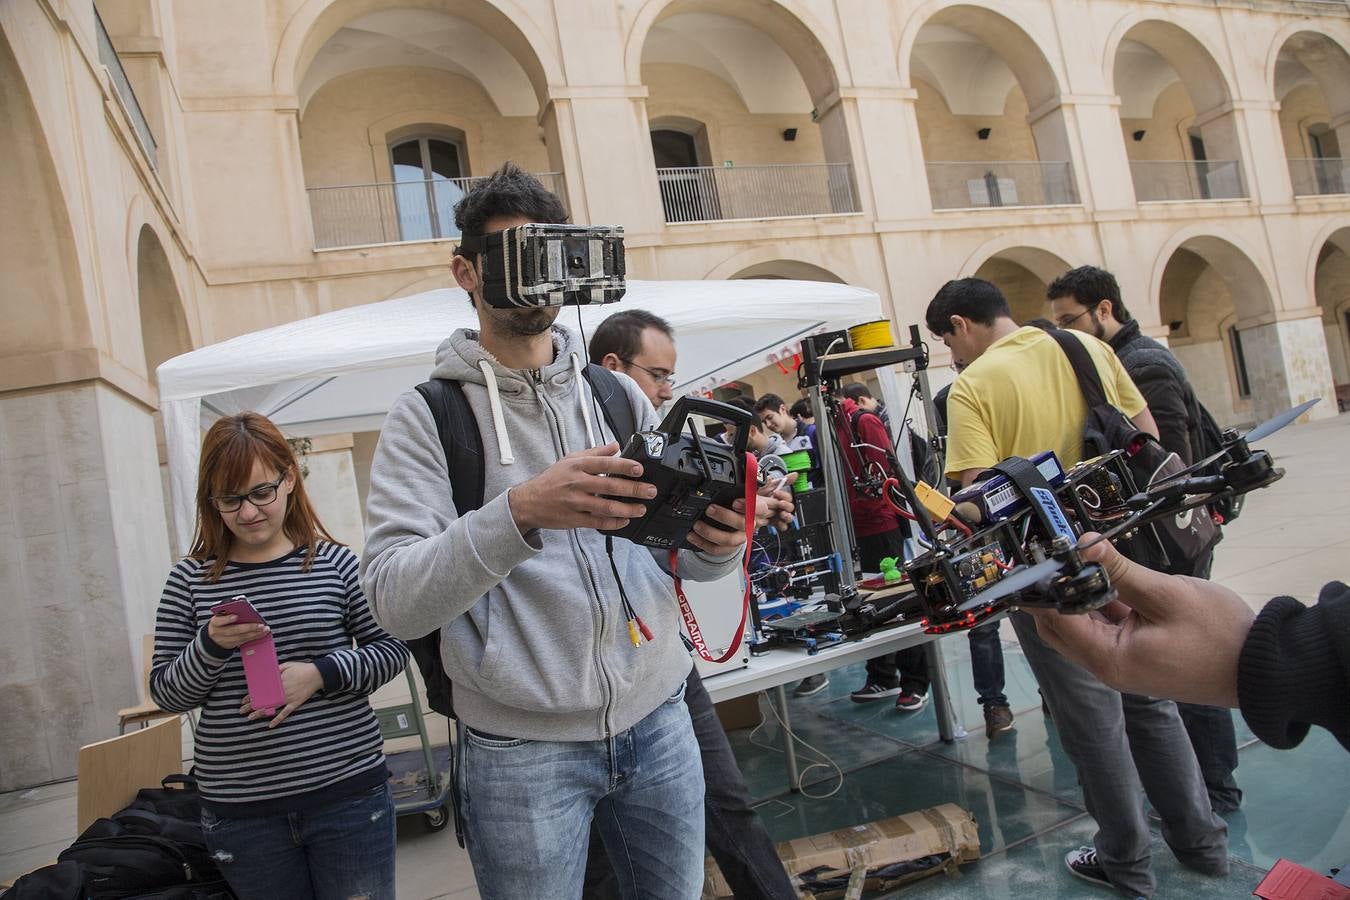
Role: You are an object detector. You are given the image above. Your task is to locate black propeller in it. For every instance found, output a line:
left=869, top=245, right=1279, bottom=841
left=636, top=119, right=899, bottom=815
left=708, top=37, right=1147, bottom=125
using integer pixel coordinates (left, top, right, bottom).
left=956, top=557, right=1066, bottom=613
left=1152, top=398, right=1320, bottom=488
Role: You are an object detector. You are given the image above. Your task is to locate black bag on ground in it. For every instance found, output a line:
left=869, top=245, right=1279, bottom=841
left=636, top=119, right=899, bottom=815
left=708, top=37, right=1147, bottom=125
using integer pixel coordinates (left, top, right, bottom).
left=1048, top=330, right=1220, bottom=574
left=409, top=363, right=637, bottom=718
left=40, top=774, right=233, bottom=899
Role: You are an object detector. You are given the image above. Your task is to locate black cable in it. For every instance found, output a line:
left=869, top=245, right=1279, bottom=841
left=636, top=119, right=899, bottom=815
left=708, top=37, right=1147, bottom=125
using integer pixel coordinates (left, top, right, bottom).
left=575, top=307, right=615, bottom=448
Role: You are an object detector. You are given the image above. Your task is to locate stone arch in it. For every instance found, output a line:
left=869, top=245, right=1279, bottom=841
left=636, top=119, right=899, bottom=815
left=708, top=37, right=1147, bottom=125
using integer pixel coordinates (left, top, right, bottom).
left=1105, top=16, right=1235, bottom=114
left=962, top=243, right=1075, bottom=324
left=1311, top=224, right=1350, bottom=388
left=1266, top=25, right=1350, bottom=111
left=1155, top=232, right=1282, bottom=423
left=898, top=2, right=1066, bottom=111
left=1151, top=229, right=1276, bottom=326
left=704, top=246, right=859, bottom=285
left=730, top=260, right=845, bottom=283
left=625, top=0, right=848, bottom=108
left=134, top=225, right=191, bottom=387
left=0, top=27, right=91, bottom=365
left=273, top=0, right=563, bottom=110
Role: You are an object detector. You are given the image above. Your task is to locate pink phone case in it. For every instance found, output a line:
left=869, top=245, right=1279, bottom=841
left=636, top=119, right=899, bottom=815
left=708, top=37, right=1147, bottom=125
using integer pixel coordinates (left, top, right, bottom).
left=211, top=596, right=285, bottom=715
left=240, top=633, right=286, bottom=716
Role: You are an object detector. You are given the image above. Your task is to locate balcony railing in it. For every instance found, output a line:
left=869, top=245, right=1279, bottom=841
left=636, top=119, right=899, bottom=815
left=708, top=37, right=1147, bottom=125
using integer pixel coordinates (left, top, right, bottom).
left=1289, top=158, right=1350, bottom=197
left=925, top=161, right=1079, bottom=210
left=656, top=163, right=860, bottom=223
left=1130, top=160, right=1247, bottom=202
left=94, top=7, right=157, bottom=169
left=307, top=173, right=567, bottom=250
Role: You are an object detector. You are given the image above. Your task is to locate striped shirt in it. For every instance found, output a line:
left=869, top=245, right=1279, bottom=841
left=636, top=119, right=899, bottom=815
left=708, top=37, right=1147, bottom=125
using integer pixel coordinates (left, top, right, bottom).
left=150, top=542, right=408, bottom=816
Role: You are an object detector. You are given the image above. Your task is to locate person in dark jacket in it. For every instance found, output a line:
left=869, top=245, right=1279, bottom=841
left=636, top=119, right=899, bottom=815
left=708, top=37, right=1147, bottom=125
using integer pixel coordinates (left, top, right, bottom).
left=1047, top=265, right=1242, bottom=813
left=1030, top=536, right=1350, bottom=754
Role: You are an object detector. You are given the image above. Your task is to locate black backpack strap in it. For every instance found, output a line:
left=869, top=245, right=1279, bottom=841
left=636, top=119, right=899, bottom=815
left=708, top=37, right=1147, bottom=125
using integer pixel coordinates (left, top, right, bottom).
left=985, top=456, right=1075, bottom=544
left=1047, top=330, right=1110, bottom=410
left=415, top=379, right=485, bottom=512
left=582, top=363, right=638, bottom=445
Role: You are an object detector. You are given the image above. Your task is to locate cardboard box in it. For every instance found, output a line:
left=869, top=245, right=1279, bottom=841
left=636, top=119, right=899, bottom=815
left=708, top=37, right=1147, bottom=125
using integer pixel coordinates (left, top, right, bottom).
left=702, top=804, right=980, bottom=899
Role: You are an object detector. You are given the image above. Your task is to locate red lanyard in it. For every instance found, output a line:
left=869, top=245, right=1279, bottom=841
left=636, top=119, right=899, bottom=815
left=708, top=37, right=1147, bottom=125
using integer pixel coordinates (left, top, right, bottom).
left=669, top=452, right=758, bottom=664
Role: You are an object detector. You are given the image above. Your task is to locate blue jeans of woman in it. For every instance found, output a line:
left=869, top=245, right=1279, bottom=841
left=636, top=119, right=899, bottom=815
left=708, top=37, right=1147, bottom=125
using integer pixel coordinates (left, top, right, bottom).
left=200, top=782, right=396, bottom=900
left=459, top=682, right=705, bottom=900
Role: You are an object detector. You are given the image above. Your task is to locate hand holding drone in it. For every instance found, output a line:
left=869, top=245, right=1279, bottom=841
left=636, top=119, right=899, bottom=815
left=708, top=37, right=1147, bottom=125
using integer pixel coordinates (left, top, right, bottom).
left=889, top=398, right=1318, bottom=634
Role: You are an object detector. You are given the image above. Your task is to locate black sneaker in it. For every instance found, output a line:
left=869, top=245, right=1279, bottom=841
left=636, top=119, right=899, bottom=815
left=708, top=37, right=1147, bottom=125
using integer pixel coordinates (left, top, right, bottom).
left=850, top=682, right=902, bottom=703
left=792, top=674, right=829, bottom=697
left=1064, top=847, right=1113, bottom=890
left=894, top=689, right=929, bottom=712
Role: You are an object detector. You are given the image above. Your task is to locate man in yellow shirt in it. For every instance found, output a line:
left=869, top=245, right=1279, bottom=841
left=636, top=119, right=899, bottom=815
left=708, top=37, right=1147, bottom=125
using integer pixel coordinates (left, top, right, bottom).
left=926, top=279, right=1229, bottom=898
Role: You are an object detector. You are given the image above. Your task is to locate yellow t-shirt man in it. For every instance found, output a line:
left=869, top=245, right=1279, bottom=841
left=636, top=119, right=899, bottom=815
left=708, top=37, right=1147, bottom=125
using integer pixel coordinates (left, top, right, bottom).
left=945, top=326, right=1148, bottom=478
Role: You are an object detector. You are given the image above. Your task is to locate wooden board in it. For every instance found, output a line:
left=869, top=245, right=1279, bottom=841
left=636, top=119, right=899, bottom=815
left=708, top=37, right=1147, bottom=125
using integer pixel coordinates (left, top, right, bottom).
left=76, top=716, right=182, bottom=832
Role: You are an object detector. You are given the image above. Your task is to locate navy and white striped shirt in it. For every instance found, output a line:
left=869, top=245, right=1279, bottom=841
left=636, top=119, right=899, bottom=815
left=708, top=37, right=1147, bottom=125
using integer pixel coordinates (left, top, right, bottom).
left=150, top=542, right=408, bottom=816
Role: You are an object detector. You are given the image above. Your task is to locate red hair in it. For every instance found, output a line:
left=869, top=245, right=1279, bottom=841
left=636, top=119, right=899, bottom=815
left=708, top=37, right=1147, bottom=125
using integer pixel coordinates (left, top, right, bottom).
left=189, top=413, right=339, bottom=581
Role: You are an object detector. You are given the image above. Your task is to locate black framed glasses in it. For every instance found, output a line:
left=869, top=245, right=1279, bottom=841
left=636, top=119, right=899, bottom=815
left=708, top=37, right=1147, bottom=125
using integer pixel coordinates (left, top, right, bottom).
left=621, top=358, right=676, bottom=386
left=211, top=472, right=286, bottom=513
left=1055, top=308, right=1092, bottom=329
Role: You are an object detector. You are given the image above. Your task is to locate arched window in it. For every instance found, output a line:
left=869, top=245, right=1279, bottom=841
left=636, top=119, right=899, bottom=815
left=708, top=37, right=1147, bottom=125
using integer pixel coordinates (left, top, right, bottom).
left=389, top=133, right=468, bottom=241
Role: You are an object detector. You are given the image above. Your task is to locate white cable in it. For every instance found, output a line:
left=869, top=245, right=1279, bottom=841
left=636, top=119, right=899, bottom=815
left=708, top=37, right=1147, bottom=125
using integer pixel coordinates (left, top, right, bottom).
left=750, top=690, right=846, bottom=800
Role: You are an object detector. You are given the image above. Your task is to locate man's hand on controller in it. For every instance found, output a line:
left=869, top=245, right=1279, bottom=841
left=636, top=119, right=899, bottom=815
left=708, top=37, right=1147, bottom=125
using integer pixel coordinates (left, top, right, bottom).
left=508, top=443, right=657, bottom=532
left=687, top=500, right=750, bottom=556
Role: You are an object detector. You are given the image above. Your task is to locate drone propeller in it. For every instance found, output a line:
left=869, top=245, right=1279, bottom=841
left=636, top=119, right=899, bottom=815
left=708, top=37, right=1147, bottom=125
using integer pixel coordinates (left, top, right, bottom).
left=1152, top=398, right=1320, bottom=488
left=1244, top=397, right=1321, bottom=443
left=956, top=557, right=1066, bottom=613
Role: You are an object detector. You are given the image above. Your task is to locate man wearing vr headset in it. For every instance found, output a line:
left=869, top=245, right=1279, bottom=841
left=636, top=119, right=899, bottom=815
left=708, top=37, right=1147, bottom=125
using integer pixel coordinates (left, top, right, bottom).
left=361, top=163, right=749, bottom=899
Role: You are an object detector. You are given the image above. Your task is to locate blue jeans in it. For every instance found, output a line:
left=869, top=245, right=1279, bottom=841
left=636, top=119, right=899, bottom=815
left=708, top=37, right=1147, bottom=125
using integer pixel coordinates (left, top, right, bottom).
left=459, top=683, right=705, bottom=900
left=200, top=782, right=395, bottom=900
left=967, top=620, right=1008, bottom=707
left=583, top=671, right=795, bottom=899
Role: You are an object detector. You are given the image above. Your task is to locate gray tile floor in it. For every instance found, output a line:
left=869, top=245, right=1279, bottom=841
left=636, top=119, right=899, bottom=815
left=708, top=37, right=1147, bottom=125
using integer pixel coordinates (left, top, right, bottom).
left=4, top=410, right=1348, bottom=898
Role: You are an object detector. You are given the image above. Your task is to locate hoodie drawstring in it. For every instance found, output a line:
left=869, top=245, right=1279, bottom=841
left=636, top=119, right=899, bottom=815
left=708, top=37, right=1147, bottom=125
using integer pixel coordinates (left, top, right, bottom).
left=571, top=353, right=599, bottom=448
left=477, top=359, right=515, bottom=465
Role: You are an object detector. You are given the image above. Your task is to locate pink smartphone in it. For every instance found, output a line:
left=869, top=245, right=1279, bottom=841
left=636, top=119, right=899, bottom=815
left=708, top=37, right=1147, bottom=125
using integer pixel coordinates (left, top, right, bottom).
left=210, top=595, right=285, bottom=716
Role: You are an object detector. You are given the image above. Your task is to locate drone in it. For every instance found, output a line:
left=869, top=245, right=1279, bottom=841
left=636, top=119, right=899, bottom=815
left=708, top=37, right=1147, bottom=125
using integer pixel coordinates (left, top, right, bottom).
left=881, top=399, right=1318, bottom=634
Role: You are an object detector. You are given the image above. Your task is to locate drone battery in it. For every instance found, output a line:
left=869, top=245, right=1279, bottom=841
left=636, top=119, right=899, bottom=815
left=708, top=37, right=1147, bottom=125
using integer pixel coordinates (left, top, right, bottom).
left=952, top=451, right=1065, bottom=524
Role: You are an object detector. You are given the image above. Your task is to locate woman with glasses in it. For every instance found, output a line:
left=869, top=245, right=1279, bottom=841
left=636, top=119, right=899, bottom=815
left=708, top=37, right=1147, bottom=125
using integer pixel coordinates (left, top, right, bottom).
left=149, top=412, right=408, bottom=900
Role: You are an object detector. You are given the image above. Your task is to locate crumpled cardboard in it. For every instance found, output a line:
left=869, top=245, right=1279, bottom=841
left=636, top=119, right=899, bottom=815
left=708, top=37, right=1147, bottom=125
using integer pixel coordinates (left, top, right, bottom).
left=702, top=803, right=980, bottom=899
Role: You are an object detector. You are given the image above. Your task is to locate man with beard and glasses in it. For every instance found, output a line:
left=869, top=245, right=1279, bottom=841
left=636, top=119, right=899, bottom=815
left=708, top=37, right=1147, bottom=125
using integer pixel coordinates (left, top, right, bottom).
left=1047, top=264, right=1242, bottom=815
left=362, top=163, right=750, bottom=899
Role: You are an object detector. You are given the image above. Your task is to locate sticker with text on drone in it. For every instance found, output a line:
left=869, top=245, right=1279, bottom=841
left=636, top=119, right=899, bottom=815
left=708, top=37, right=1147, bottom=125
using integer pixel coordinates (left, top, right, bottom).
left=1030, top=487, right=1075, bottom=542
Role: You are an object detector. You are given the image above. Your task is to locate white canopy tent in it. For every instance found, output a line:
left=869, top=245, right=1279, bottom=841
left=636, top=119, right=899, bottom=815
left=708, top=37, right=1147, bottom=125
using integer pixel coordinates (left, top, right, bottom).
left=157, top=279, right=892, bottom=553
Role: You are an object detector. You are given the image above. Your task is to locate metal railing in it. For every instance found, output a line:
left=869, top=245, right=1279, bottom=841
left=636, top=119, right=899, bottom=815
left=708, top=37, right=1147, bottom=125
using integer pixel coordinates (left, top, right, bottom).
left=1289, top=158, right=1350, bottom=197
left=94, top=7, right=157, bottom=169
left=307, top=173, right=567, bottom=249
left=655, top=163, right=860, bottom=223
left=924, top=161, right=1079, bottom=210
left=1130, top=160, right=1247, bottom=202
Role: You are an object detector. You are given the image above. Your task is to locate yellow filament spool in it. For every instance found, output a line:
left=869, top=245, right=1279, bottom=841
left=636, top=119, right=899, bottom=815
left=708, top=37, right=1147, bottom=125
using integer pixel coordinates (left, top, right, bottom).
left=848, top=319, right=895, bottom=351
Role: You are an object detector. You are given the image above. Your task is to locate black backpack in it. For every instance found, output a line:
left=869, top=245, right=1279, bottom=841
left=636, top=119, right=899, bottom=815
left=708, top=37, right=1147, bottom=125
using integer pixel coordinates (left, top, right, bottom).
left=1048, top=330, right=1220, bottom=576
left=8, top=775, right=236, bottom=899
left=408, top=364, right=637, bottom=718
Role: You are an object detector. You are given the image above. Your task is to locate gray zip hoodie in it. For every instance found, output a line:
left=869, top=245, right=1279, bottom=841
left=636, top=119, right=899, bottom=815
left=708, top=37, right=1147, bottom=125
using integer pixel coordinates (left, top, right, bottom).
left=360, top=325, right=741, bottom=741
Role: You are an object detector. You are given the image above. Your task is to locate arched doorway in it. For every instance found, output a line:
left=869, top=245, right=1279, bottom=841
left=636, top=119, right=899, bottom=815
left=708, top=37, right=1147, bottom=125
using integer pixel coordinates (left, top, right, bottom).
left=1273, top=32, right=1350, bottom=197
left=291, top=2, right=565, bottom=249
left=970, top=246, right=1074, bottom=324
left=1113, top=22, right=1245, bottom=202
left=906, top=6, right=1079, bottom=210
left=136, top=225, right=191, bottom=384
left=1157, top=236, right=1277, bottom=424
left=1313, top=227, right=1350, bottom=407
left=634, top=1, right=859, bottom=223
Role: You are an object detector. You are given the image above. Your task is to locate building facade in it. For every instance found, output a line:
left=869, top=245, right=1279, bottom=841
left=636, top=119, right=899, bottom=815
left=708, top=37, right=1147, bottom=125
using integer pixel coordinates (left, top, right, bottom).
left=2, top=0, right=1348, bottom=789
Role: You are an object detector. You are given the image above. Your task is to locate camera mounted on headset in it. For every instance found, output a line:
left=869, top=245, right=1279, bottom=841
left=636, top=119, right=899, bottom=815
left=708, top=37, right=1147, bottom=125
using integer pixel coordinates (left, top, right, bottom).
left=458, top=223, right=626, bottom=309
left=602, top=397, right=752, bottom=551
